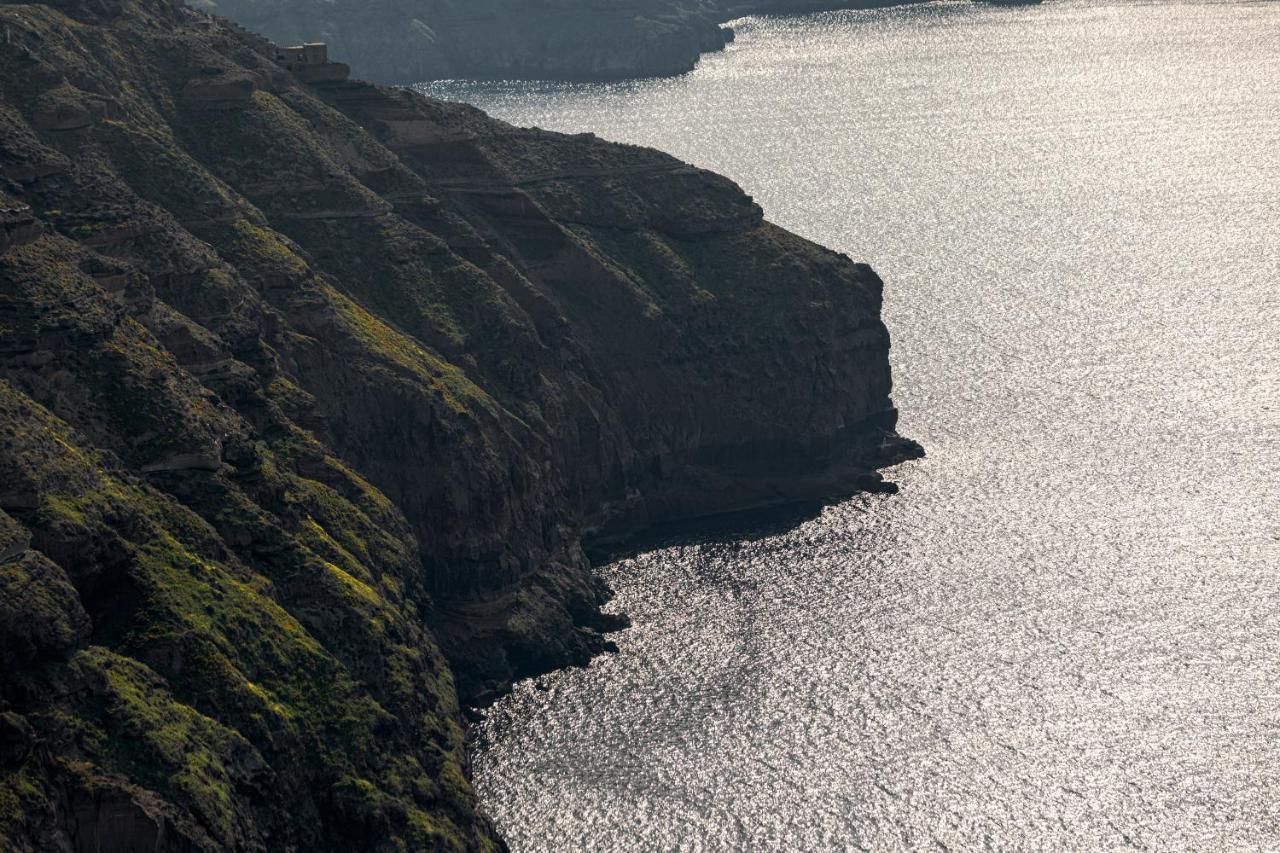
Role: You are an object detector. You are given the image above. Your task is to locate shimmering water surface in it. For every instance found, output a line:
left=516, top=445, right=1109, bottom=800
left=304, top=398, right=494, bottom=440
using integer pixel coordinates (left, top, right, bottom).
left=421, top=2, right=1280, bottom=849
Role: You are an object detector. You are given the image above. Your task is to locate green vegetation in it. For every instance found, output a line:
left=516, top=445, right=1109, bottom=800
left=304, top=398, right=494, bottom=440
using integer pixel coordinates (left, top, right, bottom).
left=0, top=367, right=480, bottom=849
left=327, top=285, right=488, bottom=416
left=0, top=764, right=44, bottom=836
left=77, top=647, right=251, bottom=841
left=229, top=217, right=310, bottom=275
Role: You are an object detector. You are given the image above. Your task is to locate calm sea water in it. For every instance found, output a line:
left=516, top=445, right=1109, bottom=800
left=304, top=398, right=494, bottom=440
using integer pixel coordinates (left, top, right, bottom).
left=420, top=2, right=1280, bottom=849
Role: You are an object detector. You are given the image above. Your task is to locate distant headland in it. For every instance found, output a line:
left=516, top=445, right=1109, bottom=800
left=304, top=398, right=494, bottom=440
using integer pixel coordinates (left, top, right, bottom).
left=193, top=0, right=938, bottom=84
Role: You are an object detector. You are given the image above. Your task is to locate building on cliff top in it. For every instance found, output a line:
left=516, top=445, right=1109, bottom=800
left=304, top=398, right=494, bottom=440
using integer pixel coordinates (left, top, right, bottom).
left=274, top=42, right=330, bottom=67
left=197, top=13, right=349, bottom=82
left=271, top=41, right=350, bottom=84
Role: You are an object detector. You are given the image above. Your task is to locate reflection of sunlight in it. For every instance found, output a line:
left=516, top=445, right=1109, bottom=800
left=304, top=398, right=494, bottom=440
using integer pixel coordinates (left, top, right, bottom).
left=450, top=2, right=1280, bottom=850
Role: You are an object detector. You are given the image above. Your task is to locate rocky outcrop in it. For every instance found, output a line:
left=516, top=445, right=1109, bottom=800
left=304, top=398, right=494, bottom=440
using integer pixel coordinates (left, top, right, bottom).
left=139, top=439, right=225, bottom=473
left=0, top=0, right=917, bottom=850
left=30, top=84, right=121, bottom=131
left=199, top=0, right=927, bottom=83
left=0, top=198, right=42, bottom=253
left=182, top=71, right=257, bottom=109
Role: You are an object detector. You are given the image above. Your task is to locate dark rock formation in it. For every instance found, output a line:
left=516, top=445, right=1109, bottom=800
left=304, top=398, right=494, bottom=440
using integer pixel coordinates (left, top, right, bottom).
left=30, top=84, right=121, bottom=131
left=0, top=197, right=43, bottom=253
left=0, top=0, right=919, bottom=849
left=182, top=71, right=257, bottom=109
left=198, top=0, right=929, bottom=84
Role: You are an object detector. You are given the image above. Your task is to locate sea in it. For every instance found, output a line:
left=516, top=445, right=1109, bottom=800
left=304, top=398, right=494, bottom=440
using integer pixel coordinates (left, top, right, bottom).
left=419, top=2, right=1280, bottom=848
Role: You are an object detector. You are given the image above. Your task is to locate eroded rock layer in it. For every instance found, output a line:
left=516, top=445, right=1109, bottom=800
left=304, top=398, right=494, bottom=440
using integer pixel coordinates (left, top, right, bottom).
left=0, top=0, right=918, bottom=849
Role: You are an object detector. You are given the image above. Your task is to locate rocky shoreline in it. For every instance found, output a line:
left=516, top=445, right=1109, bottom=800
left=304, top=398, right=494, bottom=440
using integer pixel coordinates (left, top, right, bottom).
left=0, top=0, right=917, bottom=849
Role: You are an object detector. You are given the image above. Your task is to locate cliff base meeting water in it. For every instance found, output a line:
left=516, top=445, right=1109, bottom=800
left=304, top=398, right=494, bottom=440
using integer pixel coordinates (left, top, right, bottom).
left=423, top=2, right=1280, bottom=848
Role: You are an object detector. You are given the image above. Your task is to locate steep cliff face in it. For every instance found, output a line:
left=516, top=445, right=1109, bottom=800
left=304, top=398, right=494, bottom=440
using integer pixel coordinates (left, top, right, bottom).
left=200, top=0, right=927, bottom=84
left=0, top=0, right=917, bottom=849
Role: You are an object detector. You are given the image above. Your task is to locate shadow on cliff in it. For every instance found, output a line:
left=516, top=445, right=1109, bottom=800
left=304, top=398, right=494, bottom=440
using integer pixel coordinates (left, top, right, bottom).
left=586, top=500, right=828, bottom=565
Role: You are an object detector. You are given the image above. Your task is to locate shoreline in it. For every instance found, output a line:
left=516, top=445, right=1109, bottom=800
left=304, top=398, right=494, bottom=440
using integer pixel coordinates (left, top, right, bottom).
left=411, top=1, right=938, bottom=85
left=208, top=0, right=937, bottom=86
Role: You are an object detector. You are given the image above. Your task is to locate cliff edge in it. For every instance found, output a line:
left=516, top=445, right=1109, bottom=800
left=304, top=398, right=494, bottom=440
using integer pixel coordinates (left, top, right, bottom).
left=0, top=0, right=919, bottom=849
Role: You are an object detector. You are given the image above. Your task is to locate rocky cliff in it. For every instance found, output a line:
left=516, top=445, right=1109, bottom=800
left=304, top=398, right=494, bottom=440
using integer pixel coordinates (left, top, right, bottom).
left=198, top=0, right=928, bottom=84
left=0, top=0, right=918, bottom=849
